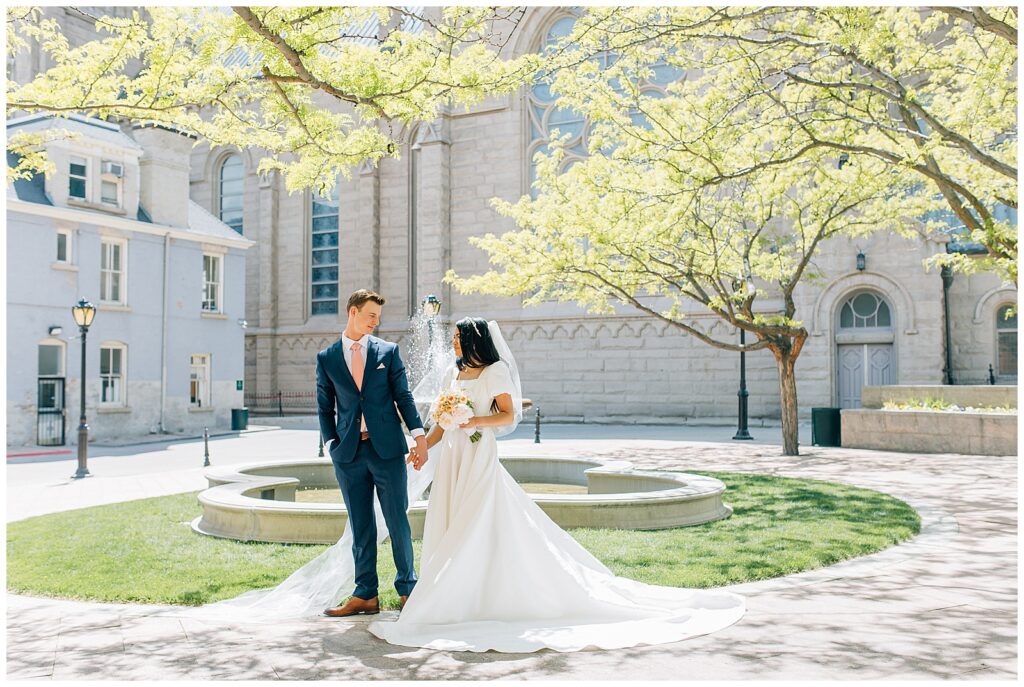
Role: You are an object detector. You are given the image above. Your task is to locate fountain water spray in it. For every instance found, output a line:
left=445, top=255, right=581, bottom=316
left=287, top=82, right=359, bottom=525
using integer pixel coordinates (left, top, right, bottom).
left=405, top=305, right=454, bottom=424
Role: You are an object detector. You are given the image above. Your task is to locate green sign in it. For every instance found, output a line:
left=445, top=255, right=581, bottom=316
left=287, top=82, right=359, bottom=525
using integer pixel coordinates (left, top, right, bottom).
left=236, top=380, right=244, bottom=391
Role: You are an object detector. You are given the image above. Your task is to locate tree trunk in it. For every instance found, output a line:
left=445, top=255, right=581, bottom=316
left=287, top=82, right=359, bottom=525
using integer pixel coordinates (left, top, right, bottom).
left=771, top=345, right=801, bottom=456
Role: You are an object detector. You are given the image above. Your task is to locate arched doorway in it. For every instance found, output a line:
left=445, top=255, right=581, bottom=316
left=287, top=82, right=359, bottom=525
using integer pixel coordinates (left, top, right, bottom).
left=836, top=291, right=896, bottom=408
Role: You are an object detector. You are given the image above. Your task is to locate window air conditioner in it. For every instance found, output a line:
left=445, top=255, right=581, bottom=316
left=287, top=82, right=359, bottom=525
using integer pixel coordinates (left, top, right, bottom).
left=101, top=161, right=124, bottom=177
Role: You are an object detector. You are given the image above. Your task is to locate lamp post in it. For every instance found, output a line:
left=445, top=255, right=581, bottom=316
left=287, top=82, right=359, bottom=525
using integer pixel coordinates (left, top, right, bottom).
left=733, top=327, right=753, bottom=441
left=940, top=265, right=956, bottom=385
left=422, top=294, right=441, bottom=317
left=422, top=294, right=442, bottom=357
left=71, top=298, right=96, bottom=478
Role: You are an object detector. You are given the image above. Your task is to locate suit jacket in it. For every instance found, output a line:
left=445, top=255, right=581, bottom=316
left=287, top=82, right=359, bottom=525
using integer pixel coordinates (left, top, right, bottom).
left=316, top=336, right=423, bottom=463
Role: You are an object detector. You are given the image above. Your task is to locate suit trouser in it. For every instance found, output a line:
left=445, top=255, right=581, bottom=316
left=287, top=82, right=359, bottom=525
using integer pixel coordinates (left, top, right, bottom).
left=332, top=438, right=417, bottom=599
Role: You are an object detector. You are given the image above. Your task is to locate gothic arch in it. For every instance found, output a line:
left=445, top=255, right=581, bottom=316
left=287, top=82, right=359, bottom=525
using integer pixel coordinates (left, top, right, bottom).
left=508, top=7, right=566, bottom=58
left=637, top=322, right=660, bottom=338
left=548, top=324, right=569, bottom=340
left=614, top=322, right=637, bottom=338
left=592, top=323, right=613, bottom=341
left=201, top=146, right=255, bottom=186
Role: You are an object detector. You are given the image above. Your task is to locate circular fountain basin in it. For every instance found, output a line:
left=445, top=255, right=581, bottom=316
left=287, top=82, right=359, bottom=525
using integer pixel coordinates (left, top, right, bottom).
left=192, top=455, right=732, bottom=544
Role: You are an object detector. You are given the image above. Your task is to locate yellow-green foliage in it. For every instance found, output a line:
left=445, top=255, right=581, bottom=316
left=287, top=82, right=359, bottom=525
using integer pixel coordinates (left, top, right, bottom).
left=7, top=7, right=541, bottom=193
left=448, top=6, right=1016, bottom=305
left=882, top=397, right=1017, bottom=413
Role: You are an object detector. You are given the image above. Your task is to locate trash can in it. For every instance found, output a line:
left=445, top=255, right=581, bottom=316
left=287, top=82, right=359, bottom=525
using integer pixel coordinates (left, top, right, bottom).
left=811, top=407, right=841, bottom=447
left=231, top=407, right=249, bottom=431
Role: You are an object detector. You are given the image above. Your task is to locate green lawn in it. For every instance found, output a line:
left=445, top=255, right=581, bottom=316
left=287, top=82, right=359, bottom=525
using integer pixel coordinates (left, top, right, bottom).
left=7, top=471, right=919, bottom=609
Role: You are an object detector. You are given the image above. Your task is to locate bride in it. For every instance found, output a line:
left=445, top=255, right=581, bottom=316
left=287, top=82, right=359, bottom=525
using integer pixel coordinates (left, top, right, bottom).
left=194, top=318, right=745, bottom=653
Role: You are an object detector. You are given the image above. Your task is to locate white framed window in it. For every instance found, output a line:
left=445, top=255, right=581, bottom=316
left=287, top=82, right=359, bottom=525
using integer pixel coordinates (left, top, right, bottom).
left=38, top=341, right=66, bottom=378
left=218, top=154, right=244, bottom=234
left=310, top=183, right=340, bottom=316
left=100, top=179, right=119, bottom=206
left=202, top=254, right=222, bottom=313
left=100, top=160, right=123, bottom=207
left=56, top=228, right=72, bottom=263
left=99, top=343, right=126, bottom=406
left=69, top=156, right=88, bottom=200
left=995, top=304, right=1017, bottom=381
left=190, top=354, right=211, bottom=408
left=100, top=238, right=127, bottom=304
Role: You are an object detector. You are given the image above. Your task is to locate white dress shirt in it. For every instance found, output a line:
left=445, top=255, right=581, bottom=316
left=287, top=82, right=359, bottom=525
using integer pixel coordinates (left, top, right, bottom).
left=327, top=334, right=424, bottom=448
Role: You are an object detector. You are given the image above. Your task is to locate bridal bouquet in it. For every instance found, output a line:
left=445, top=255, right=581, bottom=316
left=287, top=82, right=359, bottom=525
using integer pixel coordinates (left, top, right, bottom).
left=431, top=389, right=482, bottom=443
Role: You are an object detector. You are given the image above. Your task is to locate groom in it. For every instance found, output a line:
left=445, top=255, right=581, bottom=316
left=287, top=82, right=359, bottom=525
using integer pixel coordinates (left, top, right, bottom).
left=316, top=289, right=429, bottom=617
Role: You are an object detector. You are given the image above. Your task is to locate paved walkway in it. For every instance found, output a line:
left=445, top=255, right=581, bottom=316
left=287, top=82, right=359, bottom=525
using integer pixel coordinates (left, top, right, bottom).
left=6, top=425, right=1018, bottom=680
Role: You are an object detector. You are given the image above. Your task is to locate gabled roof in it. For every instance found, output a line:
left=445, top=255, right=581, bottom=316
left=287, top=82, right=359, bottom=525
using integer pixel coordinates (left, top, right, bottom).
left=7, top=113, right=143, bottom=152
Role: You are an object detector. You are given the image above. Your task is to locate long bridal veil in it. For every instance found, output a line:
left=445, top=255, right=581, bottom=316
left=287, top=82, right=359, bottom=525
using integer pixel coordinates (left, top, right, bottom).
left=176, top=350, right=455, bottom=622
left=485, top=320, right=523, bottom=438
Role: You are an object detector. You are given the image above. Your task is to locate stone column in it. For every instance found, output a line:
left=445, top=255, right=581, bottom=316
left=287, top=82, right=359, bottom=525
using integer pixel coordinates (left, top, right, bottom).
left=343, top=160, right=381, bottom=297
left=412, top=117, right=452, bottom=317
left=254, top=166, right=279, bottom=395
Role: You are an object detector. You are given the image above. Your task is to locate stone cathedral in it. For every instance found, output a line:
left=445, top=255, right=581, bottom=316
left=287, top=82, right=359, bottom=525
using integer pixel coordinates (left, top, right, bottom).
left=15, top=7, right=1019, bottom=426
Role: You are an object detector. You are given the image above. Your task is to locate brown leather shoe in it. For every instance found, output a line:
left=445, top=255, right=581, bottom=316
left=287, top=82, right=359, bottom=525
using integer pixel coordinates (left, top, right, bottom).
left=323, top=596, right=379, bottom=617
left=399, top=595, right=409, bottom=611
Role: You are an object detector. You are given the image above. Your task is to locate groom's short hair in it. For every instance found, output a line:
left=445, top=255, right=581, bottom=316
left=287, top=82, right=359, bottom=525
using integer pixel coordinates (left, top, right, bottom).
left=348, top=289, right=386, bottom=312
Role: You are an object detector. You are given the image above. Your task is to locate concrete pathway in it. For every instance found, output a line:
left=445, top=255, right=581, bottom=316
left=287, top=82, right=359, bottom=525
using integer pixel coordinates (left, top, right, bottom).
left=6, top=425, right=1017, bottom=680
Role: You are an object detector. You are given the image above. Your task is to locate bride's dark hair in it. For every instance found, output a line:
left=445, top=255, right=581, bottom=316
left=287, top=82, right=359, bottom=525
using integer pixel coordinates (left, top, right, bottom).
left=455, top=317, right=501, bottom=371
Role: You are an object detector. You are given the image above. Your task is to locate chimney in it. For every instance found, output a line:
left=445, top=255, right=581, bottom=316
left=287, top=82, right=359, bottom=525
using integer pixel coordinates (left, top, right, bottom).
left=131, top=124, right=195, bottom=228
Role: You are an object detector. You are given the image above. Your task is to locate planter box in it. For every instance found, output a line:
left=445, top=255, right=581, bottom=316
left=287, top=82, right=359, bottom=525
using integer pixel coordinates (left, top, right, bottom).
left=860, top=385, right=1017, bottom=410
left=842, top=408, right=1017, bottom=456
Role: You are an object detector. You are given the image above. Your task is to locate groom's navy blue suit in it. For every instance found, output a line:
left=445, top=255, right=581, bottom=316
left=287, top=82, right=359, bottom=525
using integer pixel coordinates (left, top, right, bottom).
left=316, top=335, right=423, bottom=599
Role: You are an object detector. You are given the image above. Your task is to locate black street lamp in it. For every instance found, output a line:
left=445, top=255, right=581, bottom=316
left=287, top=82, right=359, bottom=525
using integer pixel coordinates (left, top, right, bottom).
left=733, top=327, right=753, bottom=441
left=422, top=294, right=442, bottom=354
left=422, top=294, right=441, bottom=317
left=71, top=298, right=96, bottom=478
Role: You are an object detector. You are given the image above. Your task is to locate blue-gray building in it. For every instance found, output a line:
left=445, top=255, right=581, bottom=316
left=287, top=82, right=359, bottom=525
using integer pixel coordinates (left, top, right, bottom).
left=6, top=114, right=253, bottom=446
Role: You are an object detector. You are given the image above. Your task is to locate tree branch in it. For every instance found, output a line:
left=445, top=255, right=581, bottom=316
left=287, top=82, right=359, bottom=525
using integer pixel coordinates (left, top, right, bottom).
left=930, top=6, right=1017, bottom=45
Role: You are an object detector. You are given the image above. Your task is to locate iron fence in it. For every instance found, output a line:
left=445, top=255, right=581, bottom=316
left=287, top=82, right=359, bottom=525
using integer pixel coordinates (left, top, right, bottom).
left=244, top=391, right=318, bottom=415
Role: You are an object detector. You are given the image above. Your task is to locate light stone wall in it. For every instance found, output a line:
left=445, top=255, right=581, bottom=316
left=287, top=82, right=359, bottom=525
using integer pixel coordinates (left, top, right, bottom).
left=947, top=269, right=1017, bottom=384
left=172, top=7, right=1017, bottom=422
left=842, top=408, right=1016, bottom=456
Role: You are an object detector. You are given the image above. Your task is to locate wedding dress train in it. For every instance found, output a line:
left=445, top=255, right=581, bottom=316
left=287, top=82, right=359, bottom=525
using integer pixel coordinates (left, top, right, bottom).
left=192, top=323, right=744, bottom=653
left=366, top=361, right=745, bottom=653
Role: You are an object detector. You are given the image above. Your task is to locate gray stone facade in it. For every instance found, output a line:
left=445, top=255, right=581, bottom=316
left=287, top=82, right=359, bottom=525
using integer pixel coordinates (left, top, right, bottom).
left=200, top=8, right=1014, bottom=421
left=9, top=7, right=1017, bottom=430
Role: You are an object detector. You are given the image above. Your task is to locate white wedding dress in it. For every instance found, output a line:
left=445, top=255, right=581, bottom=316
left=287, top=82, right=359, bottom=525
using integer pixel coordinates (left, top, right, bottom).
left=366, top=360, right=745, bottom=653
left=188, top=322, right=744, bottom=653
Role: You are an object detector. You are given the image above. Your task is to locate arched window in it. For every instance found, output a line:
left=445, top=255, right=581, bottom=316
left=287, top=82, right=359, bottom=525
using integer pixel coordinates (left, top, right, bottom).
left=218, top=154, right=244, bottom=235
left=839, top=292, right=893, bottom=329
left=310, top=183, right=340, bottom=316
left=526, top=12, right=684, bottom=196
left=995, top=304, right=1017, bottom=380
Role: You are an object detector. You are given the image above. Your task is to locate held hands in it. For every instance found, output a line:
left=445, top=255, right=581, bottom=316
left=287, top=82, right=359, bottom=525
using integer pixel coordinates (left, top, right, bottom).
left=406, top=436, right=429, bottom=471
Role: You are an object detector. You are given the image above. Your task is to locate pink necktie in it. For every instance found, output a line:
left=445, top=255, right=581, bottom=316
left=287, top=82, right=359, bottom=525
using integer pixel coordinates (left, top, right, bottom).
left=351, top=342, right=366, bottom=432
